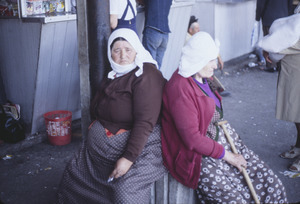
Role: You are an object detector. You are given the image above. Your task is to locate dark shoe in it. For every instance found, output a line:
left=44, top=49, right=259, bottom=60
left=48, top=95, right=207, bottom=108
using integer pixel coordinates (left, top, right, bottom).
left=219, top=90, right=231, bottom=97
left=263, top=67, right=277, bottom=72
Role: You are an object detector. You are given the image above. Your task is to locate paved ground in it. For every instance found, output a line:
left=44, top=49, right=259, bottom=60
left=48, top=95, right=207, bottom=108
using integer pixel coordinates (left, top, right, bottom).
left=219, top=55, right=300, bottom=203
left=0, top=54, right=300, bottom=204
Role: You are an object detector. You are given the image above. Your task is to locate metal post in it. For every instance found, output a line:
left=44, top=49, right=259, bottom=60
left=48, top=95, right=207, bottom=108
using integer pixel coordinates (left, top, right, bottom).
left=86, top=0, right=110, bottom=98
left=77, top=0, right=110, bottom=139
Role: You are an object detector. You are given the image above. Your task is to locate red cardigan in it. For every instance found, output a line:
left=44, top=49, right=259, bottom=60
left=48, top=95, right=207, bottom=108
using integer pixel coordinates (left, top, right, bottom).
left=161, top=70, right=224, bottom=189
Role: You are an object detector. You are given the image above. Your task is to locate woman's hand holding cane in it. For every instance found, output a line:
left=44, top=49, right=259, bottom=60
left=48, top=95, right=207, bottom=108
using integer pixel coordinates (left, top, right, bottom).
left=223, top=150, right=247, bottom=172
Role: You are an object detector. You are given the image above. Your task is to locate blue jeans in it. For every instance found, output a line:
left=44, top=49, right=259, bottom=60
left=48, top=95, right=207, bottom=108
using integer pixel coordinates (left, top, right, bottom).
left=142, top=27, right=169, bottom=69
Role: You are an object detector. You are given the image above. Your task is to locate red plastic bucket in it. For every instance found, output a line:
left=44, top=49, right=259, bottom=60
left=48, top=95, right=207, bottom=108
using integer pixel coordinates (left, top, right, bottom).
left=43, top=110, right=72, bottom=146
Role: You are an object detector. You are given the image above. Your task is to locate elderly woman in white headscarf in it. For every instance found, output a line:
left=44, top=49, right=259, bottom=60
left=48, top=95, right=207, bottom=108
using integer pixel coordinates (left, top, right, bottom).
left=56, top=28, right=167, bottom=204
left=161, top=31, right=288, bottom=204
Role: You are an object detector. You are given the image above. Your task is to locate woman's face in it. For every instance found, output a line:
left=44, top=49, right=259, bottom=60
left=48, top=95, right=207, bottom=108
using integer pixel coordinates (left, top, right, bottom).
left=196, top=59, right=218, bottom=79
left=111, top=40, right=136, bottom=65
left=189, top=22, right=200, bottom=36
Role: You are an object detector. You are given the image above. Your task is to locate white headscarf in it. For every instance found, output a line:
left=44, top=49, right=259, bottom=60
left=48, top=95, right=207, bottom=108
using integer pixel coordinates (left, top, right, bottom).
left=107, top=28, right=158, bottom=79
left=178, top=31, right=219, bottom=78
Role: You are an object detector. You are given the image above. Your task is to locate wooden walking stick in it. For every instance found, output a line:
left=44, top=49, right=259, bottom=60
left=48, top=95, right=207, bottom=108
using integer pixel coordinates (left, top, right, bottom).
left=217, top=120, right=260, bottom=204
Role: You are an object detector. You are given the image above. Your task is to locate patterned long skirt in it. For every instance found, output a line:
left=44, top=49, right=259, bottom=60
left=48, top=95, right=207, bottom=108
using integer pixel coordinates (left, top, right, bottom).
left=56, top=121, right=167, bottom=204
left=196, top=122, right=288, bottom=204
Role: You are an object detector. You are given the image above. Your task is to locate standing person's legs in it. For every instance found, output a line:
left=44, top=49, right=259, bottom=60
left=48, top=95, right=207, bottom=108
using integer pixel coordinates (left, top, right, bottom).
left=280, top=123, right=300, bottom=159
left=262, top=25, right=270, bottom=36
left=155, top=32, right=169, bottom=69
left=142, top=27, right=159, bottom=63
left=289, top=123, right=300, bottom=172
left=262, top=25, right=277, bottom=72
left=142, top=27, right=165, bottom=69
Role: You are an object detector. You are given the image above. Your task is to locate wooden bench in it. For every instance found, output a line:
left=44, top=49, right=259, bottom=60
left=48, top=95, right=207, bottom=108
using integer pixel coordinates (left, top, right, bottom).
left=150, top=174, right=197, bottom=204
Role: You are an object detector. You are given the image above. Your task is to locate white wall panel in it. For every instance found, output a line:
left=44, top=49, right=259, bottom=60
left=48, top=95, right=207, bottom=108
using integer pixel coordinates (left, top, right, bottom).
left=161, top=2, right=195, bottom=80
left=215, top=1, right=256, bottom=60
left=0, top=19, right=40, bottom=131
left=0, top=19, right=80, bottom=135
left=32, top=21, right=80, bottom=134
left=191, top=0, right=256, bottom=61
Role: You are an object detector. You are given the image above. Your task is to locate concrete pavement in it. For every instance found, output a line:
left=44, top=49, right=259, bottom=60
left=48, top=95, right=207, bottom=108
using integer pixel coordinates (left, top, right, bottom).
left=220, top=55, right=300, bottom=203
